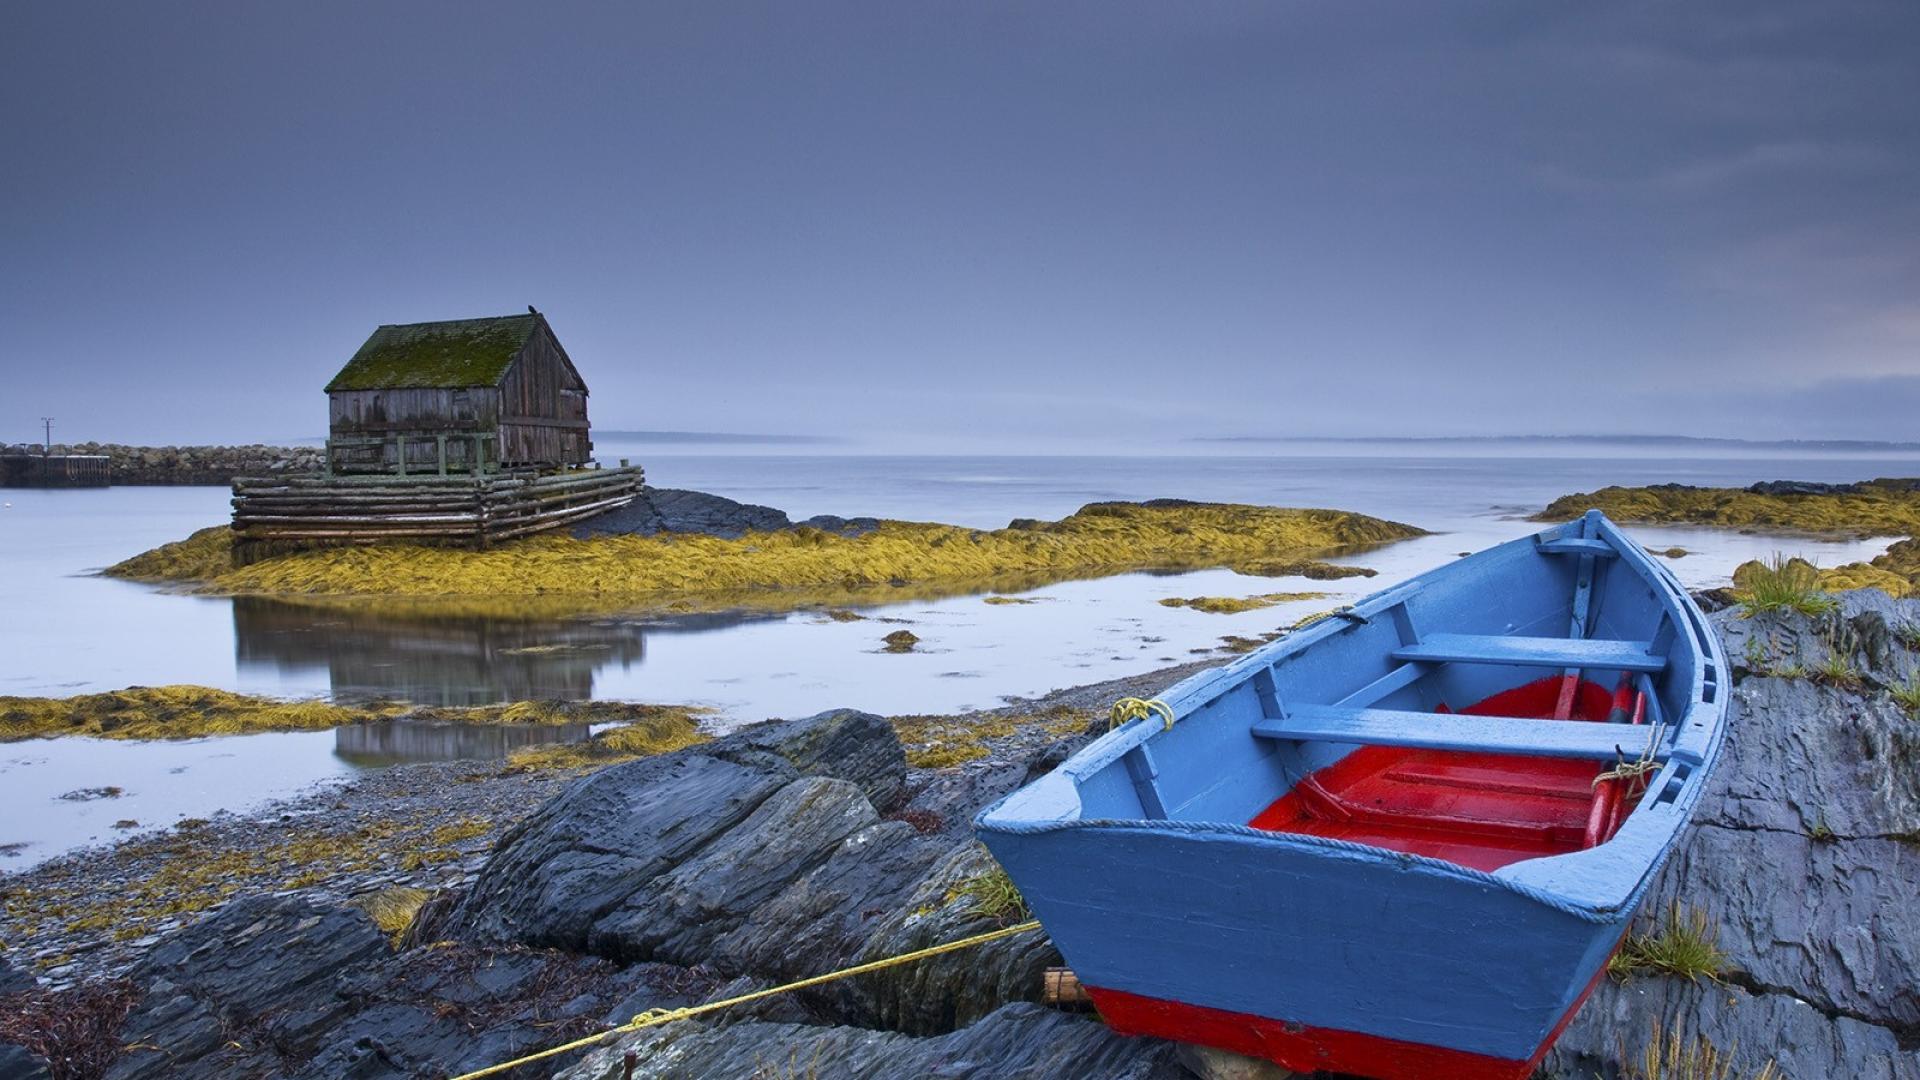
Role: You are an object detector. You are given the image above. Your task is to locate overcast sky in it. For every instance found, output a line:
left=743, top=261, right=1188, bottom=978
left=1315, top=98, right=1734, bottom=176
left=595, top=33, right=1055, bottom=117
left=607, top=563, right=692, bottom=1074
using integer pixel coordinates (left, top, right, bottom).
left=3, top=1, right=1916, bottom=448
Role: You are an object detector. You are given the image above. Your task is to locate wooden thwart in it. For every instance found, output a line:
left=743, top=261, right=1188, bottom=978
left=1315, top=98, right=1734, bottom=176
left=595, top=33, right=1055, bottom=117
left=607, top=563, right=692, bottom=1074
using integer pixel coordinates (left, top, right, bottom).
left=1393, top=634, right=1666, bottom=672
left=1252, top=704, right=1663, bottom=761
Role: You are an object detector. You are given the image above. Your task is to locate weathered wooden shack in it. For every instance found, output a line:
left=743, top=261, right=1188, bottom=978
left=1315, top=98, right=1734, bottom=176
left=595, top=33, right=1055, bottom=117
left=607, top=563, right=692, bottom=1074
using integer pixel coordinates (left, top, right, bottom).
left=227, top=307, right=641, bottom=557
left=324, top=309, right=591, bottom=475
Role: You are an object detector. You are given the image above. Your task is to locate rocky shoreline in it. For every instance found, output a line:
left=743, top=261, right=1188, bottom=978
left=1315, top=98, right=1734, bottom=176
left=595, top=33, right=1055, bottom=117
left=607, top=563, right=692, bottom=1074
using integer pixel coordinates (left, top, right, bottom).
left=0, top=443, right=323, bottom=486
left=4, top=594, right=1917, bottom=1078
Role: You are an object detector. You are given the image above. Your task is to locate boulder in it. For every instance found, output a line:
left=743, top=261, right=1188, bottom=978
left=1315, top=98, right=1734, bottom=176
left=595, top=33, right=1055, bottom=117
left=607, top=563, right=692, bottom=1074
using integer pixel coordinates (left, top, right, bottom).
left=556, top=1002, right=1188, bottom=1080
left=838, top=841, right=1061, bottom=1035
left=104, top=892, right=683, bottom=1079
left=797, top=513, right=883, bottom=536
left=723, top=708, right=910, bottom=812
left=572, top=487, right=792, bottom=539
left=107, top=895, right=389, bottom=1080
left=586, top=776, right=888, bottom=960
left=447, top=710, right=922, bottom=974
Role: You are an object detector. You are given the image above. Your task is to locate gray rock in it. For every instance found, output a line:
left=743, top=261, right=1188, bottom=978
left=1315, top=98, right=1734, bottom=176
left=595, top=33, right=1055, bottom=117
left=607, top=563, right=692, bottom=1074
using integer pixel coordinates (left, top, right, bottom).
left=572, top=487, right=793, bottom=539
left=588, top=776, right=884, bottom=961
left=720, top=708, right=909, bottom=812
left=1546, top=596, right=1920, bottom=1076
left=107, top=895, right=389, bottom=1079
left=557, top=1002, right=1189, bottom=1080
left=0, top=1044, right=51, bottom=1080
left=839, top=842, right=1061, bottom=1035
left=0, top=953, right=32, bottom=995
left=448, top=710, right=915, bottom=971
left=1746, top=480, right=1866, bottom=497
left=448, top=750, right=792, bottom=949
left=1554, top=976, right=1916, bottom=1080
left=797, top=513, right=883, bottom=536
left=1177, top=1044, right=1297, bottom=1080
left=1713, top=589, right=1920, bottom=690
left=709, top=818, right=940, bottom=981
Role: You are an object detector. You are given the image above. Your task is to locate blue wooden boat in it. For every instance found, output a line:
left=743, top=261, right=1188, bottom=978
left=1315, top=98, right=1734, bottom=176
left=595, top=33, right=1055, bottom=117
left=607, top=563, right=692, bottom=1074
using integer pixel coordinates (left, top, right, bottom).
left=975, top=510, right=1728, bottom=1079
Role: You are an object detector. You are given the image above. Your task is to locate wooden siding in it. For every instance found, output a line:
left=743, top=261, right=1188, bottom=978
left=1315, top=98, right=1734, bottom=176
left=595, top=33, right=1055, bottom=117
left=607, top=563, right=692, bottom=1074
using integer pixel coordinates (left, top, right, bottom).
left=324, top=315, right=594, bottom=474
left=497, top=322, right=591, bottom=466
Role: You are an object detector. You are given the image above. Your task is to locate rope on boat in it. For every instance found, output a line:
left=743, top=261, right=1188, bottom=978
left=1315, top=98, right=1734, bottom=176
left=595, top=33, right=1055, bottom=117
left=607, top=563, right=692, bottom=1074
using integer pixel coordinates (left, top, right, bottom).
left=1593, top=720, right=1667, bottom=793
left=444, top=918, right=1044, bottom=1080
left=1109, top=696, right=1176, bottom=731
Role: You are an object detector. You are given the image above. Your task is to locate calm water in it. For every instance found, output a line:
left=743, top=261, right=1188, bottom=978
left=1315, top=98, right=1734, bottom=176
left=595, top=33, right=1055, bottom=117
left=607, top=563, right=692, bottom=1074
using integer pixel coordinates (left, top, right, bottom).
left=1, top=449, right=1912, bottom=865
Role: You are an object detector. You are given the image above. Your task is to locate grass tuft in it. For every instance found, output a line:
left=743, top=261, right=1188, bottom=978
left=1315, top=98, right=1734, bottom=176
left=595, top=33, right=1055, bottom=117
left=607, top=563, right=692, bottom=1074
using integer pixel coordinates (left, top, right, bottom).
left=1734, top=555, right=1839, bottom=617
left=1812, top=627, right=1863, bottom=688
left=1897, top=621, right=1920, bottom=651
left=1625, top=1022, right=1779, bottom=1080
left=1890, top=673, right=1920, bottom=717
left=1610, top=902, right=1728, bottom=983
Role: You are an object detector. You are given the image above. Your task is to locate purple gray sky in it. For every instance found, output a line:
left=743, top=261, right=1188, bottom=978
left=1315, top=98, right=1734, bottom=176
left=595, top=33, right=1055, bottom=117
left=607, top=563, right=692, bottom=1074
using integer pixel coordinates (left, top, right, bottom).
left=4, top=2, right=1916, bottom=448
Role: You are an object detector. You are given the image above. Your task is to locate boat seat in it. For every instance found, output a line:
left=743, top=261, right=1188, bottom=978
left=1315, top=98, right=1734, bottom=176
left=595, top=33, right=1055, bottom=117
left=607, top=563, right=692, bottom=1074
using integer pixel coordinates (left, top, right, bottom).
left=1392, top=633, right=1665, bottom=672
left=1535, top=538, right=1617, bottom=557
left=1251, top=705, right=1663, bottom=761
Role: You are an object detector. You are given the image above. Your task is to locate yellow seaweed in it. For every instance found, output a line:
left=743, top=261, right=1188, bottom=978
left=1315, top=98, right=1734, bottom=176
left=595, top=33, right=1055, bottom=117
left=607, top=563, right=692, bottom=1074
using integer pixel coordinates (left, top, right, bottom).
left=106, top=503, right=1423, bottom=615
left=0, top=686, right=707, bottom=743
left=1538, top=481, right=1920, bottom=597
left=1157, top=591, right=1329, bottom=615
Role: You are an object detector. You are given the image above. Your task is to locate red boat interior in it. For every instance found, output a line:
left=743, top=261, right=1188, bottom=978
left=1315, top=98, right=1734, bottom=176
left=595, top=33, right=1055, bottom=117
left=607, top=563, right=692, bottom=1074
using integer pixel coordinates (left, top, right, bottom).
left=1248, top=676, right=1648, bottom=872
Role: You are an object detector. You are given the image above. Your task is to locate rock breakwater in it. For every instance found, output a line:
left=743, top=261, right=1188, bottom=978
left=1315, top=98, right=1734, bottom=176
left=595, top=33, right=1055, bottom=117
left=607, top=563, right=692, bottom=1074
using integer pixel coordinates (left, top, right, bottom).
left=0, top=443, right=322, bottom=485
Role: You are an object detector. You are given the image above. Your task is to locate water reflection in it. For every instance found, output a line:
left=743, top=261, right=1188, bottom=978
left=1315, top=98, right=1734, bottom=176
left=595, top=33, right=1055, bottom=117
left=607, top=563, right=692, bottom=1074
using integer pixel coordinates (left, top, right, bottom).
left=333, top=719, right=592, bottom=766
left=232, top=597, right=659, bottom=705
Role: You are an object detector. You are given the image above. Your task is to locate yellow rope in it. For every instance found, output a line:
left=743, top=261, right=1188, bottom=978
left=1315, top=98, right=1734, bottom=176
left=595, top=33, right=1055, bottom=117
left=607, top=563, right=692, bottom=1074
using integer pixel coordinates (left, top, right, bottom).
left=1593, top=720, right=1666, bottom=793
left=446, top=918, right=1043, bottom=1080
left=1109, top=696, right=1175, bottom=731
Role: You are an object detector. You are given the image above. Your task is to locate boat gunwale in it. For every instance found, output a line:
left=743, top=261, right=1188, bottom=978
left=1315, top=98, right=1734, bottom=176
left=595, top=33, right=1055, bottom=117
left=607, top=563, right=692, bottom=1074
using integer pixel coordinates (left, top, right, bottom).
left=975, top=511, right=1730, bottom=923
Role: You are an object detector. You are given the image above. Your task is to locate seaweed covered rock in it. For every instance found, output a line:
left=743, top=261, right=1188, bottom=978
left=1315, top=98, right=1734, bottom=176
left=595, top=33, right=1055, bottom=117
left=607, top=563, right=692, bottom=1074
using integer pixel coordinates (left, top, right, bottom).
left=1546, top=593, right=1920, bottom=1078
left=446, top=709, right=931, bottom=975
left=557, top=1002, right=1187, bottom=1080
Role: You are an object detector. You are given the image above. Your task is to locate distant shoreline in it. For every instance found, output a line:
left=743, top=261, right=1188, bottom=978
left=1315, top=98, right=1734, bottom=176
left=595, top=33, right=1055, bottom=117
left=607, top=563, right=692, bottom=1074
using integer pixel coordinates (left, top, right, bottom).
left=1193, top=433, right=1920, bottom=452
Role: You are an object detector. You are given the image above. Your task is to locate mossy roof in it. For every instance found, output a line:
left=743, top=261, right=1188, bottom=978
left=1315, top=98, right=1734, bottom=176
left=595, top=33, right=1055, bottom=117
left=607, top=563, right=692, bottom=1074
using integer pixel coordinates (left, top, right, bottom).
left=326, top=314, right=540, bottom=391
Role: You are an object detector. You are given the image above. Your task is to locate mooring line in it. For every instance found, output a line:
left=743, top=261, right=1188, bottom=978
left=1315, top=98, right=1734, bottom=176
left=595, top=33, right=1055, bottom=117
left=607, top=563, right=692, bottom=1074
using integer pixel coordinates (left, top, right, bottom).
left=446, top=918, right=1044, bottom=1080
